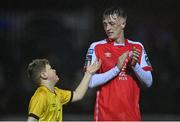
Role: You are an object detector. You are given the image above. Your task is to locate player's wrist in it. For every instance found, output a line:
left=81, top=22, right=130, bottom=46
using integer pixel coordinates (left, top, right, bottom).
left=132, top=63, right=141, bottom=71
left=114, top=66, right=121, bottom=73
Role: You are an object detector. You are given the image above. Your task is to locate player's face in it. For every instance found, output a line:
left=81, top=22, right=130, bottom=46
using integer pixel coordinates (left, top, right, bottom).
left=103, top=14, right=126, bottom=40
left=45, top=64, right=59, bottom=82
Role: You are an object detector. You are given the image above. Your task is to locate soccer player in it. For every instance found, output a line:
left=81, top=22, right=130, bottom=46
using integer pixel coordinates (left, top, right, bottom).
left=84, top=6, right=153, bottom=121
left=27, top=58, right=101, bottom=121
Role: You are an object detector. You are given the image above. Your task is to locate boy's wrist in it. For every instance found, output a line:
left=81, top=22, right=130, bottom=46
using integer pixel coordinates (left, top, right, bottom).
left=85, top=70, right=93, bottom=75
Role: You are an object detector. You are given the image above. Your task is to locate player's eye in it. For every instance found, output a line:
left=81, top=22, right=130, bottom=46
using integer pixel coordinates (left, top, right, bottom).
left=110, top=22, right=115, bottom=26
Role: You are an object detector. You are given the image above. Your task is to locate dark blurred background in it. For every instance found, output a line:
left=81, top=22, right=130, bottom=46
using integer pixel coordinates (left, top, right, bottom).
left=0, top=0, right=179, bottom=121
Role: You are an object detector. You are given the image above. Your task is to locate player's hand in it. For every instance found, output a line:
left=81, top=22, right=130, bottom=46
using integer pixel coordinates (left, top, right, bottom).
left=130, top=47, right=141, bottom=67
left=86, top=59, right=101, bottom=74
left=117, top=51, right=129, bottom=70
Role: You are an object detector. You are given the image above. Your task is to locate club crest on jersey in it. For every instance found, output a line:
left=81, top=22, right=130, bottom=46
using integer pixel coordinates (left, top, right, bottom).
left=104, top=52, right=112, bottom=57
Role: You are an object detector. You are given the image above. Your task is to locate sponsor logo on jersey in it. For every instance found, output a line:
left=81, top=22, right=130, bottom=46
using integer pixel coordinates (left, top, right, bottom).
left=104, top=52, right=112, bottom=57
left=118, top=57, right=129, bottom=80
left=119, top=72, right=128, bottom=80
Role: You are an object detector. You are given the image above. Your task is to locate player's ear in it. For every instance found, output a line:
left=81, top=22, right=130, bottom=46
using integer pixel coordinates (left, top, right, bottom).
left=40, top=71, right=48, bottom=79
left=121, top=18, right=126, bottom=28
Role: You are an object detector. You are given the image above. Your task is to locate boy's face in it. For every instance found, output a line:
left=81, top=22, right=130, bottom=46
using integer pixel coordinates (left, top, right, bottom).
left=103, top=14, right=126, bottom=40
left=45, top=64, right=59, bottom=82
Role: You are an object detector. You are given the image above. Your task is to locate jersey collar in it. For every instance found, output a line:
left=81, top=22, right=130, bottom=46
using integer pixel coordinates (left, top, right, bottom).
left=106, top=38, right=128, bottom=46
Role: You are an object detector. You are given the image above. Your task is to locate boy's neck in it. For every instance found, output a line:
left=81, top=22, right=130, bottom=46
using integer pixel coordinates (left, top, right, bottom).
left=41, top=80, right=55, bottom=93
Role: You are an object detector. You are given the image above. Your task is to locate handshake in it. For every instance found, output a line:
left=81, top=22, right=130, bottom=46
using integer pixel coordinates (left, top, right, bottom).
left=117, top=47, right=141, bottom=70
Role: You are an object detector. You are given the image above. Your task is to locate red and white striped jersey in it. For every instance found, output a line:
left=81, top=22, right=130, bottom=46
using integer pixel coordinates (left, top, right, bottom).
left=84, top=38, right=152, bottom=121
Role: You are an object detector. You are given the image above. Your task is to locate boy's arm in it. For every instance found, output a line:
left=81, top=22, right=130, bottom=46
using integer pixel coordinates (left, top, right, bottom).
left=71, top=60, right=101, bottom=102
left=71, top=72, right=92, bottom=102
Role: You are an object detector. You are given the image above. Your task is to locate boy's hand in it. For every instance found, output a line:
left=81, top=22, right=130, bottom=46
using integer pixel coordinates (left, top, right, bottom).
left=86, top=59, right=101, bottom=74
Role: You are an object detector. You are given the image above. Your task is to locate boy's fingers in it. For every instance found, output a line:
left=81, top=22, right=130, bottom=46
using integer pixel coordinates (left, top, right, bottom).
left=87, top=60, right=90, bottom=67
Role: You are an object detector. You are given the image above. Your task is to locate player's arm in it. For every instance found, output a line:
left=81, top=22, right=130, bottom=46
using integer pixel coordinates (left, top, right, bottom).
left=27, top=116, right=38, bottom=122
left=89, top=51, right=129, bottom=88
left=132, top=63, right=152, bottom=87
left=84, top=43, right=129, bottom=88
left=71, top=60, right=101, bottom=102
left=130, top=47, right=153, bottom=87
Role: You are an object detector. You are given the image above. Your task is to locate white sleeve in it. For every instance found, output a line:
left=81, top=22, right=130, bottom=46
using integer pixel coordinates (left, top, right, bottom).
left=133, top=63, right=152, bottom=87
left=84, top=40, right=106, bottom=67
left=89, top=66, right=120, bottom=88
left=133, top=45, right=153, bottom=87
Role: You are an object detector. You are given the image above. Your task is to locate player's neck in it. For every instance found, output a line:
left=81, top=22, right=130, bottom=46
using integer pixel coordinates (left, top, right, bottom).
left=115, top=38, right=125, bottom=44
left=115, top=33, right=125, bottom=44
left=41, top=80, right=55, bottom=93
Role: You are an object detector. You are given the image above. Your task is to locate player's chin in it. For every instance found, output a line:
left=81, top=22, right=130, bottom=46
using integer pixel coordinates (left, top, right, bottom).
left=107, top=35, right=113, bottom=38
left=108, top=36, right=116, bottom=40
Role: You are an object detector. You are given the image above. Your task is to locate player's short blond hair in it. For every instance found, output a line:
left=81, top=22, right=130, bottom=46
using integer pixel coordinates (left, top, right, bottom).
left=103, top=6, right=127, bottom=20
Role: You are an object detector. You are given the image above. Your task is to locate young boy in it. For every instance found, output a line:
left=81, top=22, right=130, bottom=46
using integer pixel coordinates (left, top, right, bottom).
left=27, top=58, right=101, bottom=121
